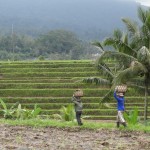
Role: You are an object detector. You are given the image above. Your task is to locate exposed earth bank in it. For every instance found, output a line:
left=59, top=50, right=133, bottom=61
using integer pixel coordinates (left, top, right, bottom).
left=0, top=125, right=150, bottom=150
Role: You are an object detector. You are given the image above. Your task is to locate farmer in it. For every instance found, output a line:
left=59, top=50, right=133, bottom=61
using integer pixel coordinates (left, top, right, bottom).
left=114, top=90, right=127, bottom=128
left=72, top=92, right=83, bottom=126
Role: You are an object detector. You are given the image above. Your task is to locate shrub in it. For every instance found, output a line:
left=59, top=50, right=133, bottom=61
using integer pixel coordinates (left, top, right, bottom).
left=124, top=107, right=140, bottom=125
left=51, top=104, right=75, bottom=122
left=38, top=55, right=45, bottom=61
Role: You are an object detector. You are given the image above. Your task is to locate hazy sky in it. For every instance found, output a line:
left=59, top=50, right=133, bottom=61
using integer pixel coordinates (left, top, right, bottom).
left=135, top=0, right=150, bottom=6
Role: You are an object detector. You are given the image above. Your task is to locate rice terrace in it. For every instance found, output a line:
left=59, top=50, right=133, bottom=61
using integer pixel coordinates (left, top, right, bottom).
left=1, top=0, right=150, bottom=150
left=0, top=60, right=149, bottom=150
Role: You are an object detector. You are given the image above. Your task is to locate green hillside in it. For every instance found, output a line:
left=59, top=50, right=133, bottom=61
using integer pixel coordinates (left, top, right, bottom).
left=0, top=60, right=148, bottom=120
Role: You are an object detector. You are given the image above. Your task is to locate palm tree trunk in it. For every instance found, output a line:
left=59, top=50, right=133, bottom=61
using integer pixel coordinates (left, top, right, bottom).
left=144, top=77, right=149, bottom=124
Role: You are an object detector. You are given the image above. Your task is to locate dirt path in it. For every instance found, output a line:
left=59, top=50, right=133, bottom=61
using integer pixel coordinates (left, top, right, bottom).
left=0, top=124, right=150, bottom=150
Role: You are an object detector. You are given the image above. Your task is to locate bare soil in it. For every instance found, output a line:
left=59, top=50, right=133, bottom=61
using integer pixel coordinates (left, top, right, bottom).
left=0, top=124, right=150, bottom=150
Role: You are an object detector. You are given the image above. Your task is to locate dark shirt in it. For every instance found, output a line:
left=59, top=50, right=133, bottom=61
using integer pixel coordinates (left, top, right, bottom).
left=72, top=96, right=83, bottom=112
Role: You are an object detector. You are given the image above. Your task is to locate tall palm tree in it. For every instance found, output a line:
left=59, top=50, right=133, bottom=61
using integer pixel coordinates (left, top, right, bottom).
left=114, top=7, right=150, bottom=123
left=92, top=7, right=150, bottom=122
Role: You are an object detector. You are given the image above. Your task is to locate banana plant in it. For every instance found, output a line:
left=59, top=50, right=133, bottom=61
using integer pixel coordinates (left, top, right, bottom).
left=0, top=99, right=41, bottom=120
left=15, top=103, right=41, bottom=120
left=59, top=104, right=75, bottom=121
left=124, top=107, right=139, bottom=125
left=0, top=99, right=18, bottom=119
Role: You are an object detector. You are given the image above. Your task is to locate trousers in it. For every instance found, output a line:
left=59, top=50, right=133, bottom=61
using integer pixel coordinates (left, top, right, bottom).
left=117, top=111, right=125, bottom=123
left=76, top=111, right=82, bottom=125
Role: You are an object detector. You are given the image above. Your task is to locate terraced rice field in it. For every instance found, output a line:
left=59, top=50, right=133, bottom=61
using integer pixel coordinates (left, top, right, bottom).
left=0, top=60, right=148, bottom=120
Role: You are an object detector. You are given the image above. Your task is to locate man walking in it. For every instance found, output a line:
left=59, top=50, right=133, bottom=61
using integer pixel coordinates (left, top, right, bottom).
left=114, top=90, right=127, bottom=128
left=72, top=94, right=83, bottom=126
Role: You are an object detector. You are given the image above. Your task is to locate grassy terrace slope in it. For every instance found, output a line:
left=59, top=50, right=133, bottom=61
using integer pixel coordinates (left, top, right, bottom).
left=0, top=60, right=148, bottom=120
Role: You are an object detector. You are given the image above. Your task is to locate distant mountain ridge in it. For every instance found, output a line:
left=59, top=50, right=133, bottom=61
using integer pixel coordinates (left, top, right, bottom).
left=0, top=0, right=141, bottom=40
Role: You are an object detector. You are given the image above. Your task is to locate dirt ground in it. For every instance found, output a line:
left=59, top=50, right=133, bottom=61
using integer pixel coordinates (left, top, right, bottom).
left=0, top=124, right=150, bottom=150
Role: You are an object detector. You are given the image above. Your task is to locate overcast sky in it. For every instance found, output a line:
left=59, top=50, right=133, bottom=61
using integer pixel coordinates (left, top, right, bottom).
left=0, top=0, right=149, bottom=7
left=135, top=0, right=150, bottom=6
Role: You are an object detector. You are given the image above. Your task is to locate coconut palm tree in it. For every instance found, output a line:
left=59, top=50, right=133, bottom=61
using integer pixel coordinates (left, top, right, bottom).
left=91, top=7, right=150, bottom=123
left=113, top=7, right=150, bottom=123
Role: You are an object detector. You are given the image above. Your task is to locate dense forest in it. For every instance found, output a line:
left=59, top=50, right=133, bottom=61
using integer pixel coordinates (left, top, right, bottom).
left=0, top=0, right=143, bottom=60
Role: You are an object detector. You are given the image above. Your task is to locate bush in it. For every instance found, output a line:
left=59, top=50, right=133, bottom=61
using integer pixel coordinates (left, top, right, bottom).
left=38, top=55, right=45, bottom=61
left=51, top=104, right=75, bottom=122
left=124, top=107, right=140, bottom=125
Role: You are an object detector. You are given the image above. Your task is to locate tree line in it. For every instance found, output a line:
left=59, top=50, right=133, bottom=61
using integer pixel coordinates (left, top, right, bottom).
left=0, top=29, right=99, bottom=61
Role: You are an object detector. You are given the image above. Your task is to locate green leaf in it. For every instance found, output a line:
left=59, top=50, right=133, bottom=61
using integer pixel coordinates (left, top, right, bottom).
left=0, top=99, right=7, bottom=111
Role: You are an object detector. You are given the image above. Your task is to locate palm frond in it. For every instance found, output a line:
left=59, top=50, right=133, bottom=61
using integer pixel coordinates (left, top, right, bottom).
left=113, top=29, right=123, bottom=40
left=83, top=77, right=111, bottom=85
left=130, top=35, right=142, bottom=50
left=114, top=39, right=137, bottom=55
left=145, top=15, right=150, bottom=33
left=122, top=18, right=139, bottom=37
left=141, top=25, right=150, bottom=39
left=103, top=36, right=137, bottom=55
left=97, top=63, right=114, bottom=78
left=96, top=51, right=137, bottom=74
left=137, top=46, right=150, bottom=65
left=91, top=41, right=104, bottom=51
left=138, top=7, right=147, bottom=23
left=127, top=77, right=145, bottom=86
left=100, top=89, right=113, bottom=103
left=95, top=51, right=108, bottom=64
left=129, top=82, right=145, bottom=89
left=103, top=38, right=116, bottom=47
left=112, top=68, right=132, bottom=85
left=113, top=61, right=148, bottom=85
left=122, top=32, right=128, bottom=45
left=126, top=77, right=145, bottom=92
left=99, top=51, right=137, bottom=62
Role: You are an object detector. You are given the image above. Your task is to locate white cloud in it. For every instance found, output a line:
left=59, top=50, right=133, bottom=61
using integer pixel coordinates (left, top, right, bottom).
left=136, top=0, right=150, bottom=6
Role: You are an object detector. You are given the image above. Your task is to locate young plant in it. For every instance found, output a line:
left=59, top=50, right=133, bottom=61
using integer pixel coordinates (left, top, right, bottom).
left=0, top=99, right=18, bottom=119
left=124, top=107, right=139, bottom=125
left=14, top=103, right=41, bottom=120
left=15, top=104, right=27, bottom=120
left=0, top=99, right=41, bottom=120
left=29, top=104, right=41, bottom=118
left=59, top=104, right=75, bottom=121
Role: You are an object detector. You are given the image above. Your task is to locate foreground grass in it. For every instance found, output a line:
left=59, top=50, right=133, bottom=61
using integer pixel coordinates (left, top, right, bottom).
left=0, top=119, right=114, bottom=129
left=0, top=118, right=150, bottom=133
